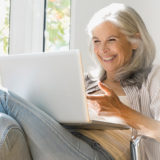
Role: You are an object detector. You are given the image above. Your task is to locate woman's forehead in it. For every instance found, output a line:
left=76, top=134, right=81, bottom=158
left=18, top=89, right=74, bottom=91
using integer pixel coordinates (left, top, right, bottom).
left=92, top=21, right=123, bottom=38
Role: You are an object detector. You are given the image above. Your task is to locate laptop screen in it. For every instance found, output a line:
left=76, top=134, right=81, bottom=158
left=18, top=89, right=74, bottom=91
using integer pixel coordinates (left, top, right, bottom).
left=0, top=50, right=90, bottom=123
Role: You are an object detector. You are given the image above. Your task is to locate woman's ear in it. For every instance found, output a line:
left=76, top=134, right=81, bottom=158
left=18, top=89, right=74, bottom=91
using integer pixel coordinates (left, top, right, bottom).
left=131, top=33, right=141, bottom=50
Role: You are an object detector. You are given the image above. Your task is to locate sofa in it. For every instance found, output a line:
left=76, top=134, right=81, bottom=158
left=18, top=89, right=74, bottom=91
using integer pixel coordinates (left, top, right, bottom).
left=0, top=113, right=32, bottom=160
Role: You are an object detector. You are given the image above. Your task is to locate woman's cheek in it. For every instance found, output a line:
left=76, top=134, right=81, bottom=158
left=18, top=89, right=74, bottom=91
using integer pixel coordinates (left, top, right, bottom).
left=94, top=46, right=99, bottom=55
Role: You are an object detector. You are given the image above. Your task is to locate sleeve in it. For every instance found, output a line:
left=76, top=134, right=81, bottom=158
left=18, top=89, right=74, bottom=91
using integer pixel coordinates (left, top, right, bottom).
left=148, top=66, right=160, bottom=121
left=84, top=73, right=99, bottom=94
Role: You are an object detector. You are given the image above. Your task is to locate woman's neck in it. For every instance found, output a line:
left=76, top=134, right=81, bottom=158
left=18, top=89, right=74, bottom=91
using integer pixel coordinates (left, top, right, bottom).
left=103, top=79, right=126, bottom=96
left=106, top=72, right=115, bottom=81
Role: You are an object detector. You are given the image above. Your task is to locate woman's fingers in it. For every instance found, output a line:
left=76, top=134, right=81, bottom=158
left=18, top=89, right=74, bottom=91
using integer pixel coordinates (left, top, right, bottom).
left=98, top=111, right=115, bottom=116
left=98, top=82, right=115, bottom=96
left=86, top=94, right=106, bottom=100
left=87, top=99, right=99, bottom=110
left=86, top=83, right=121, bottom=117
left=87, top=98, right=112, bottom=112
left=98, top=82, right=112, bottom=96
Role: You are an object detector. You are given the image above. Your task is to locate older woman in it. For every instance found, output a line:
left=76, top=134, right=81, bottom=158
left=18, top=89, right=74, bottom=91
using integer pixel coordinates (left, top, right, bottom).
left=85, top=3, right=160, bottom=160
left=0, top=3, right=159, bottom=160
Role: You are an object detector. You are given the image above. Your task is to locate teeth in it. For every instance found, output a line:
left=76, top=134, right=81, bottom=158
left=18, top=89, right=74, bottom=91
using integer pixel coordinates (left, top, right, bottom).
left=103, top=56, right=114, bottom=61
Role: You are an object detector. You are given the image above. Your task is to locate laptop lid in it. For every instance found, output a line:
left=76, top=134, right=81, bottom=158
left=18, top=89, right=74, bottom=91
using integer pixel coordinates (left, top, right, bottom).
left=0, top=50, right=90, bottom=123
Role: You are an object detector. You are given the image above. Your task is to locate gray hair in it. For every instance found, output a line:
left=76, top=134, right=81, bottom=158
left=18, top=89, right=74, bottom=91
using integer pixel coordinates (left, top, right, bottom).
left=87, top=3, right=156, bottom=87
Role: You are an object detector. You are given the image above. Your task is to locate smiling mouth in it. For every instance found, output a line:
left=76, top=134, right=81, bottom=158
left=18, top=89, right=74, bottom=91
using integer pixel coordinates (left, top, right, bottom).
left=101, top=55, right=117, bottom=62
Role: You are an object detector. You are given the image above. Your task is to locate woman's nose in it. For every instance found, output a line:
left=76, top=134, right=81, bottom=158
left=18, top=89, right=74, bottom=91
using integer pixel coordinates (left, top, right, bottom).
left=100, top=43, right=109, bottom=54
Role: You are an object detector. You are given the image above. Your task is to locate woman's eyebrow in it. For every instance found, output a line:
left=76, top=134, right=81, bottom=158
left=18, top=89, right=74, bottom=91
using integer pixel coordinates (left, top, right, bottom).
left=92, top=35, right=120, bottom=40
left=92, top=36, right=99, bottom=39
left=108, top=35, right=119, bottom=38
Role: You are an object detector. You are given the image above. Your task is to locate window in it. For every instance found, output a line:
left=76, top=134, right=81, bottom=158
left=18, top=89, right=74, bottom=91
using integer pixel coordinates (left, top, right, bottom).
left=44, top=0, right=70, bottom=52
left=0, top=0, right=10, bottom=54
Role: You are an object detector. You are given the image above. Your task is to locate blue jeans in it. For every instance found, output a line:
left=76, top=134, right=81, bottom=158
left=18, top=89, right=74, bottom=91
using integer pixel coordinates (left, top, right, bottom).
left=0, top=89, right=114, bottom=160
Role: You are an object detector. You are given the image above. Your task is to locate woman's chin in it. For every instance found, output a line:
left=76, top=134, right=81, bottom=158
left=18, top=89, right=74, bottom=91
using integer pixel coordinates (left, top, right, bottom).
left=103, top=66, right=117, bottom=73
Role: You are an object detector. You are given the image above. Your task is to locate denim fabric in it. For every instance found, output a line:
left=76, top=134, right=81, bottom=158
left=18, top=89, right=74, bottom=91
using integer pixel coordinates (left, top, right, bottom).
left=0, top=89, right=114, bottom=160
left=71, top=131, right=114, bottom=159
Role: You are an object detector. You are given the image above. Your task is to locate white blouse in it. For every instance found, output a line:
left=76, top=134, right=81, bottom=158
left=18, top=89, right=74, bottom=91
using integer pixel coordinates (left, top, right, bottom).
left=119, top=96, right=130, bottom=107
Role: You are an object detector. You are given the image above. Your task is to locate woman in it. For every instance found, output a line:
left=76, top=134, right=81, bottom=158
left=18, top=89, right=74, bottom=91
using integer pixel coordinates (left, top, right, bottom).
left=0, top=3, right=159, bottom=160
left=85, top=3, right=160, bottom=160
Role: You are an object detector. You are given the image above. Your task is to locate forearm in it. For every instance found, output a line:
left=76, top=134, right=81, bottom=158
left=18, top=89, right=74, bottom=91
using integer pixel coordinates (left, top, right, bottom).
left=121, top=104, right=160, bottom=142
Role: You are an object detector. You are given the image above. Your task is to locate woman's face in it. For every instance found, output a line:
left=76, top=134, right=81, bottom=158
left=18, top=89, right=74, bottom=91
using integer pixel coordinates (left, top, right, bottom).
left=92, top=21, right=135, bottom=75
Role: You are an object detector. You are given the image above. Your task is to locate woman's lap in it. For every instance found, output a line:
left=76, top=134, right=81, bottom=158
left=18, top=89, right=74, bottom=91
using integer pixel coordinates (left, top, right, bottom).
left=0, top=89, right=114, bottom=160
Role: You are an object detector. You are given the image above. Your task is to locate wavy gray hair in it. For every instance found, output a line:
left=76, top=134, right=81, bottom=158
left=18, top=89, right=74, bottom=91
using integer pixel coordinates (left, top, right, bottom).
left=87, top=3, right=156, bottom=87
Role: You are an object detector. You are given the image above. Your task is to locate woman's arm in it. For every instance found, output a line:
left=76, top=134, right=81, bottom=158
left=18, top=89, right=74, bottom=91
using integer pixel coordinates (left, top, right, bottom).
left=120, top=103, right=160, bottom=142
left=87, top=82, right=160, bottom=142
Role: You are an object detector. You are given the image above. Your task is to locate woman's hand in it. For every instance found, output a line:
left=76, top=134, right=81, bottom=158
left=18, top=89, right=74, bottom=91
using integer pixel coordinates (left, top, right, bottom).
left=87, top=82, right=127, bottom=118
left=87, top=82, right=160, bottom=141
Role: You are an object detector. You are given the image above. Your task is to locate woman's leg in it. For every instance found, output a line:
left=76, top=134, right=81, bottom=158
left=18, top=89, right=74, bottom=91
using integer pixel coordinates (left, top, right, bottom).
left=0, top=90, right=114, bottom=160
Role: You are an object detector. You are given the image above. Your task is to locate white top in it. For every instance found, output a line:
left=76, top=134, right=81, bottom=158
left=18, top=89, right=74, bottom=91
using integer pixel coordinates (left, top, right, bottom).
left=119, top=96, right=130, bottom=107
left=86, top=65, right=160, bottom=160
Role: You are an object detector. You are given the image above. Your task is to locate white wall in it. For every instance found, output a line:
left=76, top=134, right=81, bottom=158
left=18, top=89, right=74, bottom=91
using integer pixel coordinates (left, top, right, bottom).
left=70, top=0, right=160, bottom=71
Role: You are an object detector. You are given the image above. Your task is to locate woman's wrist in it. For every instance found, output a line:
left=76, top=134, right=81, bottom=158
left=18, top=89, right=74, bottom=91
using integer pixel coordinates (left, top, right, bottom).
left=120, top=105, right=160, bottom=140
left=120, top=104, right=142, bottom=129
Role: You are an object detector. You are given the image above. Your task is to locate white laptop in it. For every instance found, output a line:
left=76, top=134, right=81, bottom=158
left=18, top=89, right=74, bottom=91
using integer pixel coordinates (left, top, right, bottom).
left=0, top=50, right=129, bottom=129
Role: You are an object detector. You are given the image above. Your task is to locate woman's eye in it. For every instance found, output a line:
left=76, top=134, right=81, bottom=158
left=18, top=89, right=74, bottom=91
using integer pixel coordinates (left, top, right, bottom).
left=108, top=38, right=116, bottom=41
left=93, top=40, right=100, bottom=43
